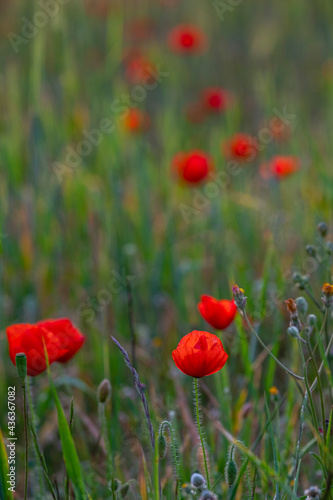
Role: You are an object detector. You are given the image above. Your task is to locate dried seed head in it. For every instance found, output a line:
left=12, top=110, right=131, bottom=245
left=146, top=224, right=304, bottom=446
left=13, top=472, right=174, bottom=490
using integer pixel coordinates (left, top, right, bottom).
left=295, top=296, right=308, bottom=315
left=97, top=379, right=112, bottom=403
left=191, top=472, right=206, bottom=489
left=285, top=298, right=297, bottom=314
left=317, top=221, right=328, bottom=237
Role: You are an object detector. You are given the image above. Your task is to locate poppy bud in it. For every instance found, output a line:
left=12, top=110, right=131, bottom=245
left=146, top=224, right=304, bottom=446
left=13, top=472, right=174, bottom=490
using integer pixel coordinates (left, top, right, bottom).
left=287, top=326, right=300, bottom=338
left=15, top=353, right=27, bottom=380
left=317, top=222, right=328, bottom=237
left=191, top=472, right=206, bottom=489
left=158, top=433, right=167, bottom=459
left=295, top=297, right=308, bottom=315
left=225, top=445, right=237, bottom=487
left=97, top=379, right=112, bottom=403
left=199, top=491, right=217, bottom=500
left=307, top=314, right=317, bottom=327
left=305, top=245, right=316, bottom=257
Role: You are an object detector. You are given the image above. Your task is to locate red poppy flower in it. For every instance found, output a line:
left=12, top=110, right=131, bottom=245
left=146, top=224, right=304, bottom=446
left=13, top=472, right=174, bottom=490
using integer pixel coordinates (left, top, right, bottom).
left=201, top=87, right=232, bottom=114
left=123, top=109, right=150, bottom=133
left=124, top=50, right=155, bottom=84
left=172, top=330, right=228, bottom=378
left=167, top=24, right=208, bottom=54
left=260, top=156, right=300, bottom=179
left=7, top=319, right=86, bottom=376
left=198, top=295, right=237, bottom=330
left=172, top=150, right=213, bottom=184
left=223, top=133, right=259, bottom=162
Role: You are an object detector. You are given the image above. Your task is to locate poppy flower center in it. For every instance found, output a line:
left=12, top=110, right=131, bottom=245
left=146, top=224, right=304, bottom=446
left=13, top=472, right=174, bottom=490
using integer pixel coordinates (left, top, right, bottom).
left=180, top=33, right=195, bottom=47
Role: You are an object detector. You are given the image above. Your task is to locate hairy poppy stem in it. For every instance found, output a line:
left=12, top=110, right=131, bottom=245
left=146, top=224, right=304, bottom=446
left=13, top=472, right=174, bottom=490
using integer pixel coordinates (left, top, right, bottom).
left=194, top=378, right=210, bottom=490
left=22, top=379, right=28, bottom=500
left=241, top=309, right=304, bottom=381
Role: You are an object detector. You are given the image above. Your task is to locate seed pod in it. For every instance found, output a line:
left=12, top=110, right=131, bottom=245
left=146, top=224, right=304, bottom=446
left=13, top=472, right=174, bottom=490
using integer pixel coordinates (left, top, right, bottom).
left=307, top=314, right=317, bottom=327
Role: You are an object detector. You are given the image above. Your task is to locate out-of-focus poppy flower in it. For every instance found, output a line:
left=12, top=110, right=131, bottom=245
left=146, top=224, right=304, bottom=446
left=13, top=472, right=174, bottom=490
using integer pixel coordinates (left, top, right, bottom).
left=167, top=24, right=208, bottom=54
left=172, top=330, right=228, bottom=378
left=172, top=150, right=213, bottom=184
left=198, top=295, right=237, bottom=330
left=123, top=108, right=150, bottom=133
left=267, top=116, right=291, bottom=142
left=184, top=101, right=206, bottom=124
left=223, top=133, right=259, bottom=162
left=260, top=156, right=300, bottom=179
left=124, top=50, right=156, bottom=84
left=85, top=0, right=113, bottom=18
left=7, top=319, right=86, bottom=376
left=125, top=18, right=155, bottom=42
left=201, top=87, right=232, bottom=114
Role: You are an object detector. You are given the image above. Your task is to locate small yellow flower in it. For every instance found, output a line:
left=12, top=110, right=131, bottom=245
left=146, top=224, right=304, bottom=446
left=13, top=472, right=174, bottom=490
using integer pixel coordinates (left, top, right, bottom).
left=322, top=282, right=333, bottom=295
left=269, top=386, right=279, bottom=396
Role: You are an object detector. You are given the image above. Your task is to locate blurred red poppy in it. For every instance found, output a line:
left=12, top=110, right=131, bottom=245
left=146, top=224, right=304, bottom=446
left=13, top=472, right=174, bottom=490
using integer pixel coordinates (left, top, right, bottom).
left=172, top=330, right=228, bottom=378
left=172, top=150, right=213, bottom=184
left=7, top=319, right=86, bottom=376
left=260, top=156, right=300, bottom=179
left=198, top=295, right=237, bottom=330
left=124, top=51, right=156, bottom=84
left=123, top=108, right=150, bottom=133
left=167, top=24, right=208, bottom=54
left=201, top=87, right=232, bottom=114
left=223, top=133, right=259, bottom=162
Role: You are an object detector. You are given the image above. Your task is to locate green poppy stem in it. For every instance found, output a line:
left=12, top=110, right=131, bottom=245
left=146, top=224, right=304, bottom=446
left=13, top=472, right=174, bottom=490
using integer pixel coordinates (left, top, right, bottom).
left=22, top=378, right=28, bottom=500
left=194, top=378, right=210, bottom=490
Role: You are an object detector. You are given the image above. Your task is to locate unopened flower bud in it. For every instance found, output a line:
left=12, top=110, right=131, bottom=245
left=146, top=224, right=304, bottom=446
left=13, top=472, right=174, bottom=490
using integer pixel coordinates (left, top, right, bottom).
left=225, top=457, right=237, bottom=486
left=199, top=491, right=217, bottom=500
left=304, top=485, right=321, bottom=499
left=326, top=241, right=333, bottom=255
left=307, top=314, right=317, bottom=327
left=292, top=273, right=309, bottom=290
left=305, top=245, right=316, bottom=257
left=191, top=473, right=206, bottom=489
left=158, top=433, right=167, bottom=459
left=16, top=353, right=27, bottom=380
left=287, top=326, right=299, bottom=338
left=97, top=379, right=112, bottom=403
left=295, top=297, right=308, bottom=315
left=317, top=222, right=328, bottom=238
left=232, top=285, right=247, bottom=309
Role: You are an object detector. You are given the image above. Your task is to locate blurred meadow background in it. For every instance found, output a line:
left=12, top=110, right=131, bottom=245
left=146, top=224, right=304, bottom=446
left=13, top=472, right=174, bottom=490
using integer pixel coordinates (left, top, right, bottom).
left=1, top=0, right=333, bottom=498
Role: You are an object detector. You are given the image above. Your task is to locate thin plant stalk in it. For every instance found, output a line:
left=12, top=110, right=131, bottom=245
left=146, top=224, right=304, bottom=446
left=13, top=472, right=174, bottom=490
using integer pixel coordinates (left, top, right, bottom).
left=194, top=378, right=210, bottom=490
left=22, top=378, right=28, bottom=500
left=241, top=308, right=304, bottom=381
